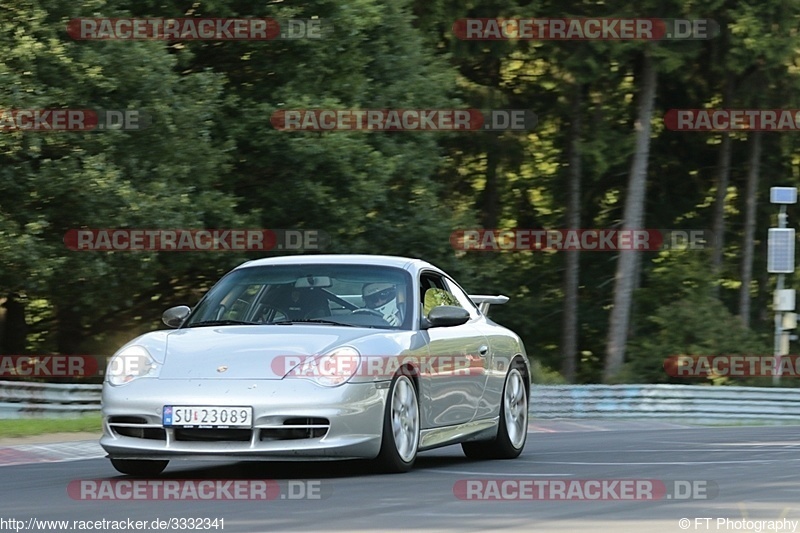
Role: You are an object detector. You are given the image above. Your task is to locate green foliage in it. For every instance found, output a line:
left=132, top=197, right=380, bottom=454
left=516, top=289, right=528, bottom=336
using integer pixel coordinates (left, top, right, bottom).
left=0, top=0, right=796, bottom=387
left=530, top=360, right=568, bottom=385
left=0, top=414, right=101, bottom=438
left=623, top=253, right=771, bottom=384
left=0, top=0, right=467, bottom=354
left=0, top=0, right=246, bottom=352
left=623, top=293, right=770, bottom=384
left=423, top=288, right=460, bottom=315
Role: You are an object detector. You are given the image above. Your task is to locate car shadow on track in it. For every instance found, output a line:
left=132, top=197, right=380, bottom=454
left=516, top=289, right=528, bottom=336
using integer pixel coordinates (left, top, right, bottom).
left=110, top=453, right=502, bottom=480
left=157, top=460, right=375, bottom=480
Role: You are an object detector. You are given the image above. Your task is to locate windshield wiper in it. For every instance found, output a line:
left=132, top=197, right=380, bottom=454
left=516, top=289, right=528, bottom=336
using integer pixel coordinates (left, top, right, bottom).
left=272, top=318, right=358, bottom=327
left=188, top=319, right=259, bottom=327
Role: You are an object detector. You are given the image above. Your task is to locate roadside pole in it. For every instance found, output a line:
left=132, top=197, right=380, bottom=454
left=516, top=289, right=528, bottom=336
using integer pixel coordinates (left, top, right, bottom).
left=768, top=187, right=797, bottom=385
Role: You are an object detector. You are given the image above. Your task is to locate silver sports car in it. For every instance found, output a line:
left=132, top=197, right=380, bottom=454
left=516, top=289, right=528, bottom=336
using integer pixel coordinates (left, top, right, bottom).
left=101, top=255, right=530, bottom=475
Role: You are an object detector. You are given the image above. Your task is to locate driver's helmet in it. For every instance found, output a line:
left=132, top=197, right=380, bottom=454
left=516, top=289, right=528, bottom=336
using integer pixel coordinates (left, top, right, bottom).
left=362, top=282, right=398, bottom=316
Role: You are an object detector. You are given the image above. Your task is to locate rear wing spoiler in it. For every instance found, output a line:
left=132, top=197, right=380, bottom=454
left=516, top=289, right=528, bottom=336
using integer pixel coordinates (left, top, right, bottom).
left=469, top=295, right=509, bottom=315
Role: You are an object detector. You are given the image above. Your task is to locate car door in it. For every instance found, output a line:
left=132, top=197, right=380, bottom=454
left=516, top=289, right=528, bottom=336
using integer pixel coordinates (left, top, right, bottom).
left=442, top=276, right=496, bottom=421
left=418, top=271, right=488, bottom=428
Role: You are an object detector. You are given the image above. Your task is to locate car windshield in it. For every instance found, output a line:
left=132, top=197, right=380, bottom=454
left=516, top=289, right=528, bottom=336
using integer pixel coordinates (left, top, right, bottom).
left=184, top=263, right=413, bottom=329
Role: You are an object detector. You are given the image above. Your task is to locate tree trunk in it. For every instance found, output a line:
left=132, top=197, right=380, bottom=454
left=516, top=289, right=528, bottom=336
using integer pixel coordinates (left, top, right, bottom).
left=1, top=294, right=27, bottom=354
left=738, top=131, right=763, bottom=328
left=478, top=143, right=500, bottom=228
left=561, top=84, right=582, bottom=383
left=56, top=306, right=83, bottom=355
left=603, top=52, right=658, bottom=382
left=711, top=79, right=734, bottom=290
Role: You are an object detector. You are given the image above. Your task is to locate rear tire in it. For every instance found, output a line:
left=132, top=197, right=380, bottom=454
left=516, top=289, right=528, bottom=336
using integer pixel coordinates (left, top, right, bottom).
left=462, top=365, right=528, bottom=460
left=110, top=458, right=169, bottom=476
left=373, top=373, right=419, bottom=473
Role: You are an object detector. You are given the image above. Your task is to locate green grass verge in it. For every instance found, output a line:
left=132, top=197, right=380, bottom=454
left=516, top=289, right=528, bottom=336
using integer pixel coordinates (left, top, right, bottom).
left=0, top=414, right=102, bottom=438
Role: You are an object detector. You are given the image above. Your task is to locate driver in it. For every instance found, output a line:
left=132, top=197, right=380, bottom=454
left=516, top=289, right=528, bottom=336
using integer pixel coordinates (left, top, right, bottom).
left=362, top=283, right=403, bottom=326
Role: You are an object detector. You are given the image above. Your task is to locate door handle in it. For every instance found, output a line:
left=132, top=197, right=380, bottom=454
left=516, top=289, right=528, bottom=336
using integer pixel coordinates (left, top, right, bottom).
left=478, top=345, right=489, bottom=357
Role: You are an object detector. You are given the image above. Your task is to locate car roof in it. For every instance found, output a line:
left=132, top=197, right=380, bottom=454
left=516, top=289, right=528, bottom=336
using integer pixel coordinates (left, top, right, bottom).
left=234, top=254, right=441, bottom=274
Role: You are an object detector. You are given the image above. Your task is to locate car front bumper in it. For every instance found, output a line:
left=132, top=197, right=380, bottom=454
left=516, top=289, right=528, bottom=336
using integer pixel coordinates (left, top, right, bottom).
left=100, top=378, right=388, bottom=461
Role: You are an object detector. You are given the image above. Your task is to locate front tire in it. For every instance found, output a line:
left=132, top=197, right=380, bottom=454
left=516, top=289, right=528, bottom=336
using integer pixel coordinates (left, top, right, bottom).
left=110, top=458, right=169, bottom=476
left=373, top=373, right=420, bottom=473
left=462, top=365, right=528, bottom=460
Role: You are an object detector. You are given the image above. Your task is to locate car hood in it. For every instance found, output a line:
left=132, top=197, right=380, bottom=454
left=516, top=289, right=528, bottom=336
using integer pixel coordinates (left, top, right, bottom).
left=156, top=325, right=383, bottom=380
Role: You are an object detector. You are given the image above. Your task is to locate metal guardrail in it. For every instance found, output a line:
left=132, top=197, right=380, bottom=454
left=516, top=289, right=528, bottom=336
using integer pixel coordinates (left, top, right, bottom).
left=3, top=381, right=800, bottom=423
left=531, top=384, right=800, bottom=424
left=0, top=380, right=101, bottom=419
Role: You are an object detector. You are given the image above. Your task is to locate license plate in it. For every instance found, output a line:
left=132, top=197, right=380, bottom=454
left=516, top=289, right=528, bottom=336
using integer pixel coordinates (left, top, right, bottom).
left=163, top=406, right=253, bottom=428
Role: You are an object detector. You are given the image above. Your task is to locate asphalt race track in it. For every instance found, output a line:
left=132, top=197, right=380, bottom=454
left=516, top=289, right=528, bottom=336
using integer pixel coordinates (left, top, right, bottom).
left=2, top=420, right=800, bottom=533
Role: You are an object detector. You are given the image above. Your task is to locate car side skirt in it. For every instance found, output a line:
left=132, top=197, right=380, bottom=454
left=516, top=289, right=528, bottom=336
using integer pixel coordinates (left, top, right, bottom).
left=418, top=417, right=499, bottom=451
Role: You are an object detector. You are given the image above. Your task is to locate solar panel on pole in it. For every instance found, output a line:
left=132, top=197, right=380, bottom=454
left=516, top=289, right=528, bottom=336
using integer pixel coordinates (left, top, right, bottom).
left=768, top=228, right=795, bottom=274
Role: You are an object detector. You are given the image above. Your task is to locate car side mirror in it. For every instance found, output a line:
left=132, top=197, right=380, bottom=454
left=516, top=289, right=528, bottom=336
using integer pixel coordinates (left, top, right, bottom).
left=162, top=305, right=191, bottom=328
left=422, top=305, right=470, bottom=329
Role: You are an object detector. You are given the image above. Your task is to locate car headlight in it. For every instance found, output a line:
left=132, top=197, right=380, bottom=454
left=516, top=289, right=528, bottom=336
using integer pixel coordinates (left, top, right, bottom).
left=284, top=347, right=361, bottom=387
left=106, top=345, right=160, bottom=386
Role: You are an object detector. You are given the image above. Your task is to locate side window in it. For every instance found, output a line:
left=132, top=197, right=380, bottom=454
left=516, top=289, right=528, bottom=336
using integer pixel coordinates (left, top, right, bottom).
left=420, top=272, right=461, bottom=316
left=443, top=278, right=480, bottom=319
